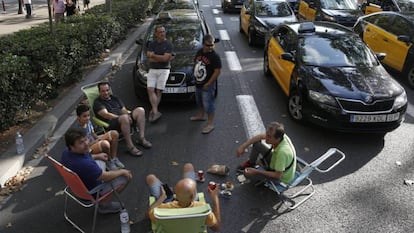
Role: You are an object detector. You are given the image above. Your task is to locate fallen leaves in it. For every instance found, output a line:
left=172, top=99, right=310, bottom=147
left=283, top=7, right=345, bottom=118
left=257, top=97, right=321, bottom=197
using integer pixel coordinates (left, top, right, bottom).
left=0, top=166, right=34, bottom=196
left=171, top=161, right=179, bottom=166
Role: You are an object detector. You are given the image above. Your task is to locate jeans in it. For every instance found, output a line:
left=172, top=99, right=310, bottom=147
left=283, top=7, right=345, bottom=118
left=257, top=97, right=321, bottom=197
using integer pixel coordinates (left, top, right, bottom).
left=195, top=82, right=216, bottom=114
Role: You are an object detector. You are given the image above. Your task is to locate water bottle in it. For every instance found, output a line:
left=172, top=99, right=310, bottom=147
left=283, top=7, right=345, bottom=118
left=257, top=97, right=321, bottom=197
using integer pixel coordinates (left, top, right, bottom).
left=15, top=132, right=24, bottom=154
left=119, top=208, right=130, bottom=233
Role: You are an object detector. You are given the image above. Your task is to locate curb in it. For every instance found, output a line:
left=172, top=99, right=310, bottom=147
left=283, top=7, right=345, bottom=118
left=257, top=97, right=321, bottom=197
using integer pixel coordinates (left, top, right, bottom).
left=0, top=19, right=151, bottom=186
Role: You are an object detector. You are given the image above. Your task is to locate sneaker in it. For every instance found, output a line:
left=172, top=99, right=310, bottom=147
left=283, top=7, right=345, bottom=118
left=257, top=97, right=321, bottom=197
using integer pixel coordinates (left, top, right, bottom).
left=107, top=160, right=119, bottom=171
left=237, top=160, right=254, bottom=173
left=112, top=158, right=125, bottom=169
left=137, top=137, right=152, bottom=149
left=98, top=202, right=122, bottom=214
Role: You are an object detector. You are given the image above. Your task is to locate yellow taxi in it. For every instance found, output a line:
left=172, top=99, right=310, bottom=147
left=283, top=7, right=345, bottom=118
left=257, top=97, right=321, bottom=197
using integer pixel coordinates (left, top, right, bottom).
left=297, top=0, right=362, bottom=27
left=353, top=11, right=414, bottom=88
left=361, top=0, right=414, bottom=15
left=263, top=21, right=407, bottom=132
left=239, top=0, right=297, bottom=46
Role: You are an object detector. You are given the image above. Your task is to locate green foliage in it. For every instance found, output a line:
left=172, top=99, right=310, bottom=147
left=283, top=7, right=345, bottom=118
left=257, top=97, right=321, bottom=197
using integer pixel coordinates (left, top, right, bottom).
left=0, top=0, right=153, bottom=131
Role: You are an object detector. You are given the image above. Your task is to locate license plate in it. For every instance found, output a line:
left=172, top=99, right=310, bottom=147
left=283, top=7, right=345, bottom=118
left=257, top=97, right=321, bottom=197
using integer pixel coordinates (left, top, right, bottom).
left=350, top=113, right=400, bottom=123
left=164, top=86, right=196, bottom=94
left=235, top=5, right=243, bottom=8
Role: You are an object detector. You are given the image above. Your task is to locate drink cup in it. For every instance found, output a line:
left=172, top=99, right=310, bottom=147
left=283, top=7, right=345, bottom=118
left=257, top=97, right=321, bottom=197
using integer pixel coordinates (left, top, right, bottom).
left=208, top=181, right=216, bottom=190
left=197, top=170, right=204, bottom=181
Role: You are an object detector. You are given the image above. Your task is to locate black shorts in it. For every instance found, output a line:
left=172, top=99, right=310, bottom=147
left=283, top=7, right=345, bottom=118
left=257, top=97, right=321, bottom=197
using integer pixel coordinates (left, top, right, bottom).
left=107, top=113, right=136, bottom=131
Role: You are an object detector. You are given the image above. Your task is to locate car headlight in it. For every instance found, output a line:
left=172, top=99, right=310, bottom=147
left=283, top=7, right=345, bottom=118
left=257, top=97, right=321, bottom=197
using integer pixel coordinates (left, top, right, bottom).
left=393, top=91, right=407, bottom=109
left=137, top=62, right=148, bottom=81
left=256, top=25, right=268, bottom=34
left=308, top=90, right=338, bottom=106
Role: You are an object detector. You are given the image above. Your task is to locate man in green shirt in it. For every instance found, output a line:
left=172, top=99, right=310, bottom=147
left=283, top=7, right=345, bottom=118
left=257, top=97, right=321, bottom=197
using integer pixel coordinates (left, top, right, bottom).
left=237, top=122, right=296, bottom=184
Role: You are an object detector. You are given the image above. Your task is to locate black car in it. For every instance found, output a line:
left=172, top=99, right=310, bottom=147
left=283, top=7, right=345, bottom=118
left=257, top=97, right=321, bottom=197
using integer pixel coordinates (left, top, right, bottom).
left=264, top=21, right=407, bottom=132
left=239, top=0, right=297, bottom=46
left=222, top=0, right=245, bottom=13
left=133, top=8, right=213, bottom=101
left=362, top=0, right=414, bottom=15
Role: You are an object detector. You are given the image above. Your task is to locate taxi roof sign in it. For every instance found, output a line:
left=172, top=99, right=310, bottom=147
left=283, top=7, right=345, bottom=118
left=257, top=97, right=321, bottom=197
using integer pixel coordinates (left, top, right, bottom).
left=298, top=22, right=315, bottom=33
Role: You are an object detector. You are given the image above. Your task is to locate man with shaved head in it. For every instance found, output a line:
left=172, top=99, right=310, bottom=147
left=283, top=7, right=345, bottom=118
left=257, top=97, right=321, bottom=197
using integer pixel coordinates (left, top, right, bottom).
left=146, top=163, right=221, bottom=232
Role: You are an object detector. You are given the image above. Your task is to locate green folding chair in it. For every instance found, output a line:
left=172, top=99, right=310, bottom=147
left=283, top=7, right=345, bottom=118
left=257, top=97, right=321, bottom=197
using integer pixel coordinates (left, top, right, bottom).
left=81, top=82, right=110, bottom=133
left=149, top=193, right=211, bottom=233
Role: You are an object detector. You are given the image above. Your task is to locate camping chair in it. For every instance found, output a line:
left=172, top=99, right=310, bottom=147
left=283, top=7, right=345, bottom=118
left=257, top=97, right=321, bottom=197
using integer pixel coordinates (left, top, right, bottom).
left=149, top=193, right=212, bottom=233
left=45, top=154, right=119, bottom=233
left=81, top=82, right=111, bottom=134
left=81, top=82, right=134, bottom=137
left=264, top=148, right=345, bottom=210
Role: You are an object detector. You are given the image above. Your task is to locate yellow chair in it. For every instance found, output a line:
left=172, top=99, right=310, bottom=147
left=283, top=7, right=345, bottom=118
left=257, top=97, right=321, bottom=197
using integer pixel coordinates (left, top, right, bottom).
left=149, top=193, right=211, bottom=233
left=81, top=82, right=110, bottom=133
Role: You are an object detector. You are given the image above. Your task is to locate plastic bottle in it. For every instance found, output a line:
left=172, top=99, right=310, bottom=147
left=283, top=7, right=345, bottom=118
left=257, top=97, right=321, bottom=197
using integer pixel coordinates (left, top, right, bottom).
left=15, top=131, right=24, bottom=154
left=119, top=208, right=130, bottom=233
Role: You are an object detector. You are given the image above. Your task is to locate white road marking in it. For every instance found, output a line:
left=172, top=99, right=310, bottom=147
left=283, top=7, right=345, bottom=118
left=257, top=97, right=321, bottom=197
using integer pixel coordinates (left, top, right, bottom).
left=212, top=9, right=219, bottom=14
left=236, top=95, right=266, bottom=139
left=215, top=17, right=223, bottom=25
left=406, top=101, right=414, bottom=119
left=230, top=17, right=239, bottom=21
left=219, top=30, right=230, bottom=40
left=225, top=51, right=242, bottom=71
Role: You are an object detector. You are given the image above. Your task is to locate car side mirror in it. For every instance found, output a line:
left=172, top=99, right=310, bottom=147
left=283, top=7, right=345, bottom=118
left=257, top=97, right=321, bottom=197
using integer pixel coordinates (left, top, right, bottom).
left=308, top=2, right=316, bottom=8
left=376, top=52, right=386, bottom=61
left=245, top=9, right=251, bottom=15
left=214, top=38, right=221, bottom=43
left=136, top=38, right=144, bottom=45
left=397, top=35, right=410, bottom=43
left=281, top=53, right=295, bottom=62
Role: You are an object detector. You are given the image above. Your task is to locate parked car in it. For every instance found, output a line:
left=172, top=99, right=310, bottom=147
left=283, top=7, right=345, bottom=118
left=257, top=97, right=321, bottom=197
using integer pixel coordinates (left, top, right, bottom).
left=222, top=0, right=245, bottom=13
left=160, top=0, right=199, bottom=11
left=133, top=8, right=216, bottom=101
left=239, top=0, right=297, bottom=46
left=354, top=11, right=414, bottom=88
left=298, top=0, right=363, bottom=27
left=263, top=21, right=407, bottom=132
left=361, top=0, right=414, bottom=15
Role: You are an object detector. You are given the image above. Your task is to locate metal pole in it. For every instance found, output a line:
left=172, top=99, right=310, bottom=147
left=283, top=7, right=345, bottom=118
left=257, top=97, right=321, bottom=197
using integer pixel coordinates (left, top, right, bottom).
left=2, top=0, right=5, bottom=11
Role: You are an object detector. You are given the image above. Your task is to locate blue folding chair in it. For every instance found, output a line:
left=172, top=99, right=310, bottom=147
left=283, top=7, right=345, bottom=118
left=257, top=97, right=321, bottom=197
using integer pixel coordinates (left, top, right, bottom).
left=264, top=148, right=345, bottom=210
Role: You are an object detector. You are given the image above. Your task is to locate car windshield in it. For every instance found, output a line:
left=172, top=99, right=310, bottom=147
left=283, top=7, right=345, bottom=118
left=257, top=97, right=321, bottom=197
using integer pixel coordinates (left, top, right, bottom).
left=396, top=0, right=414, bottom=12
left=320, top=0, right=358, bottom=10
left=255, top=1, right=293, bottom=17
left=299, top=35, right=379, bottom=67
left=148, top=22, right=203, bottom=51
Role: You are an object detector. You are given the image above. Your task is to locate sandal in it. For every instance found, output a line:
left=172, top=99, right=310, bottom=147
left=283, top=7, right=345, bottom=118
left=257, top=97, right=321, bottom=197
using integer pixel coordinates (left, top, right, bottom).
left=136, top=137, right=152, bottom=149
left=202, top=125, right=215, bottom=134
left=190, top=116, right=206, bottom=121
left=128, top=146, right=143, bottom=157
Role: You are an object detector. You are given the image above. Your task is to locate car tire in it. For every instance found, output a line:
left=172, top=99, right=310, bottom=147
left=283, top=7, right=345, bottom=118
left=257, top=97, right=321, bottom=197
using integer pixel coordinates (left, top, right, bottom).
left=248, top=29, right=256, bottom=46
left=405, top=64, right=414, bottom=89
left=288, top=90, right=304, bottom=121
left=263, top=50, right=271, bottom=77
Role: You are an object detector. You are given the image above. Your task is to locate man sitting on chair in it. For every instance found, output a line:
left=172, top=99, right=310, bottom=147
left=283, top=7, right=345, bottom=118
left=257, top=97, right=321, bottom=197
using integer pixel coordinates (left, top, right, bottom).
left=62, top=128, right=132, bottom=214
left=236, top=122, right=296, bottom=185
left=146, top=163, right=221, bottom=232
left=93, top=81, right=152, bottom=157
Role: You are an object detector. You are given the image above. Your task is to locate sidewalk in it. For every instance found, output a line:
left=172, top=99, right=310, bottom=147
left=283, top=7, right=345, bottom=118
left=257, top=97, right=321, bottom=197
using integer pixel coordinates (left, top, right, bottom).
left=0, top=0, right=105, bottom=36
left=0, top=12, right=151, bottom=187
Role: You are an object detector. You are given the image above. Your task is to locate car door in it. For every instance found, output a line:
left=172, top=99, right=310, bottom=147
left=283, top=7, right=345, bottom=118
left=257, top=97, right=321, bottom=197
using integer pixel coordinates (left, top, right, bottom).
left=306, top=0, right=318, bottom=21
left=383, top=15, right=413, bottom=71
left=298, top=0, right=310, bottom=20
left=240, top=0, right=253, bottom=34
left=364, top=0, right=383, bottom=14
left=268, top=27, right=296, bottom=95
left=363, top=13, right=393, bottom=54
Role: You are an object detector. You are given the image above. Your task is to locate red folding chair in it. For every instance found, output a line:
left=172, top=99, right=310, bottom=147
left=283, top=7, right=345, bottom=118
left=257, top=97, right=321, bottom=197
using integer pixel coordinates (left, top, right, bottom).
left=45, top=154, right=114, bottom=233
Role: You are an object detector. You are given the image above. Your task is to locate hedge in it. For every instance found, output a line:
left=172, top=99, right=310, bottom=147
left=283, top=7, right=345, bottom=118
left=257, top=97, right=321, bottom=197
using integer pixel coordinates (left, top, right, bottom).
left=0, top=0, right=163, bottom=131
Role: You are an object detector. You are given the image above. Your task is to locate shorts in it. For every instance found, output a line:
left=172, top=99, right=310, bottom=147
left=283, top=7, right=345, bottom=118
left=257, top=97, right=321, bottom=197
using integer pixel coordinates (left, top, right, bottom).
left=195, top=82, right=216, bottom=114
left=107, top=112, right=136, bottom=131
left=90, top=132, right=113, bottom=154
left=149, top=171, right=198, bottom=203
left=147, top=69, right=170, bottom=90
left=100, top=176, right=129, bottom=195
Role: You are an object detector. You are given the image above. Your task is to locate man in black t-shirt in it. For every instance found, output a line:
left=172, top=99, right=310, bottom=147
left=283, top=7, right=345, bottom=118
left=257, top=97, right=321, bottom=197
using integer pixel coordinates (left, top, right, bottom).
left=191, top=34, right=222, bottom=134
left=93, top=81, right=152, bottom=157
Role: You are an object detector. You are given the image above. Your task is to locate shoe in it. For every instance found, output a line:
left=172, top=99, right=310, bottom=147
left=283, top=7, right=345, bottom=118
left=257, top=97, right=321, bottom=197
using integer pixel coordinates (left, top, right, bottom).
left=112, top=158, right=125, bottom=169
left=190, top=116, right=206, bottom=121
left=237, top=160, right=254, bottom=173
left=98, top=201, right=122, bottom=214
left=137, top=137, right=152, bottom=149
left=201, top=125, right=214, bottom=134
left=107, top=160, right=119, bottom=171
left=150, top=111, right=162, bottom=123
left=128, top=146, right=143, bottom=157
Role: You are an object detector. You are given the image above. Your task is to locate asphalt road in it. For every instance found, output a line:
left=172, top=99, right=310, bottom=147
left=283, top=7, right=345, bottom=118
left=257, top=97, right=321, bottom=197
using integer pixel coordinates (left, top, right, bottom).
left=1, top=0, right=414, bottom=232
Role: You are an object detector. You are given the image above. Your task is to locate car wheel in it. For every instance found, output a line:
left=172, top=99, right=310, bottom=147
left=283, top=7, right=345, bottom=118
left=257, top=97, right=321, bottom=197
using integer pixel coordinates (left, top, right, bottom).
left=405, top=65, right=414, bottom=89
left=263, top=50, right=271, bottom=77
left=248, top=29, right=256, bottom=46
left=288, top=90, right=304, bottom=121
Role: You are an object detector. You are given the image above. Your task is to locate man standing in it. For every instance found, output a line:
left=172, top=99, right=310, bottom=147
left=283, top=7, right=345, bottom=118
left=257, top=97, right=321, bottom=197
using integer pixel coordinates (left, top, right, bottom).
left=236, top=122, right=296, bottom=184
left=23, top=0, right=32, bottom=18
left=61, top=128, right=132, bottom=214
left=146, top=163, right=221, bottom=232
left=52, top=0, right=65, bottom=23
left=93, top=81, right=152, bottom=157
left=146, top=25, right=174, bottom=123
left=191, top=34, right=222, bottom=134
